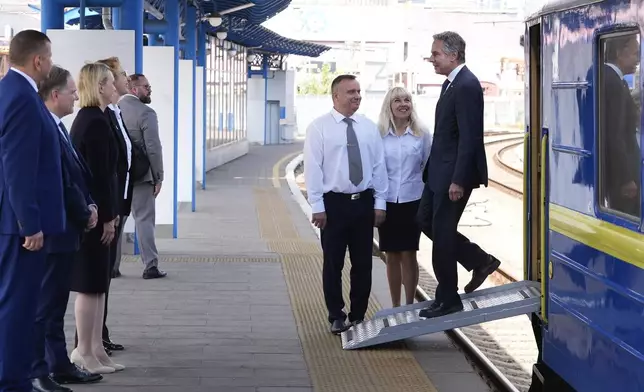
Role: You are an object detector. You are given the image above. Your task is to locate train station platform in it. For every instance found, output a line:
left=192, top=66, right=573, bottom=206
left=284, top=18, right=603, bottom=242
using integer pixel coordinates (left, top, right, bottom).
left=64, top=143, right=489, bottom=392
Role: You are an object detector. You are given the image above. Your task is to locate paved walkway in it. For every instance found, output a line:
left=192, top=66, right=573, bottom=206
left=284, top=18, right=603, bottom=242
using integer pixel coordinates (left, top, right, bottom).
left=63, top=143, right=489, bottom=392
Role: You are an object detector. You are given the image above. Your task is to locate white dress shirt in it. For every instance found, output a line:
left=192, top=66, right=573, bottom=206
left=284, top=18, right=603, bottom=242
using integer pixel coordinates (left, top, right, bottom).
left=382, top=127, right=431, bottom=203
left=303, top=108, right=388, bottom=214
left=10, top=67, right=38, bottom=92
left=49, top=111, right=75, bottom=157
left=109, top=103, right=132, bottom=199
left=444, top=63, right=466, bottom=93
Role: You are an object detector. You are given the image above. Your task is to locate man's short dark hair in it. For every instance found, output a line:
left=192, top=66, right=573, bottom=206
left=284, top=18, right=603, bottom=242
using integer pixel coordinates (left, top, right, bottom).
left=129, top=73, right=146, bottom=83
left=433, top=31, right=466, bottom=63
left=9, top=29, right=51, bottom=67
left=331, top=74, right=357, bottom=94
left=38, top=65, right=70, bottom=100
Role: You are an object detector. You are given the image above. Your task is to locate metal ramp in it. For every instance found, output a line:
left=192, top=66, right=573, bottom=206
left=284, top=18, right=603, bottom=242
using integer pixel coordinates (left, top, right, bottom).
left=341, top=281, right=541, bottom=350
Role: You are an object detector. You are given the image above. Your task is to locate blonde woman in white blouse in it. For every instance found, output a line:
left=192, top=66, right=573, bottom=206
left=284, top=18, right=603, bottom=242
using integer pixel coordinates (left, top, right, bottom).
left=377, top=87, right=431, bottom=307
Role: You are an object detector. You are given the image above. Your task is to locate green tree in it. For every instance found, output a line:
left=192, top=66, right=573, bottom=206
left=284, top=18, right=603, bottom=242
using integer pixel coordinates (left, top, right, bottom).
left=297, top=63, right=336, bottom=95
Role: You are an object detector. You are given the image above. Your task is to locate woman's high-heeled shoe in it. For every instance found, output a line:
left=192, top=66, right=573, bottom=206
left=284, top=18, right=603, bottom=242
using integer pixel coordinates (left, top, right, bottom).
left=70, top=348, right=115, bottom=374
left=94, top=348, right=125, bottom=371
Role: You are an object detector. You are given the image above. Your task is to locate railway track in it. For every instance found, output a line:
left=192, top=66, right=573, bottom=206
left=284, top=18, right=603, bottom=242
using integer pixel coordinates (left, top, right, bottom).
left=486, top=136, right=525, bottom=198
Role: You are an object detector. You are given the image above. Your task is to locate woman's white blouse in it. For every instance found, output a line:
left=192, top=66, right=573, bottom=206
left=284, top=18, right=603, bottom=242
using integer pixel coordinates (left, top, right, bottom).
left=382, top=127, right=432, bottom=203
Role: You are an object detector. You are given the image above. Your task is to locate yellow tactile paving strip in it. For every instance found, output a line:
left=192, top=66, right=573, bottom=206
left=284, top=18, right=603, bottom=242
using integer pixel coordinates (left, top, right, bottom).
left=254, top=187, right=300, bottom=239
left=254, top=187, right=439, bottom=392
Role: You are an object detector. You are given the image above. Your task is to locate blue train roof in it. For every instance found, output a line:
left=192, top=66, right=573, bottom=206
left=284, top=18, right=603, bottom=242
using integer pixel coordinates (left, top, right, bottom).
left=526, top=0, right=604, bottom=20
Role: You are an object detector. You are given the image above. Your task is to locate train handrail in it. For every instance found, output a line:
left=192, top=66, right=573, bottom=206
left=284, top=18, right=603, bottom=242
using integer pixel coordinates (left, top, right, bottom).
left=540, top=133, right=548, bottom=322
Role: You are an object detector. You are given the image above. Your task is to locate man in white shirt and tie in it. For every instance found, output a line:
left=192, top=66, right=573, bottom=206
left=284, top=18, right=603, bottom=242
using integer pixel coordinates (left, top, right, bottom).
left=304, top=74, right=388, bottom=334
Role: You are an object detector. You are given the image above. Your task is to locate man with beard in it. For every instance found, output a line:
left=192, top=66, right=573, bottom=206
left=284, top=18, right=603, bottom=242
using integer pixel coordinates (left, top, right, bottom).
left=0, top=29, right=66, bottom=392
left=117, top=74, right=166, bottom=280
left=303, top=74, right=388, bottom=335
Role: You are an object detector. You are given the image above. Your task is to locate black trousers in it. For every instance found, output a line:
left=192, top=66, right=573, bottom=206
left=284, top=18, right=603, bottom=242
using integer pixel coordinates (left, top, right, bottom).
left=320, top=190, right=374, bottom=323
left=416, top=184, right=489, bottom=304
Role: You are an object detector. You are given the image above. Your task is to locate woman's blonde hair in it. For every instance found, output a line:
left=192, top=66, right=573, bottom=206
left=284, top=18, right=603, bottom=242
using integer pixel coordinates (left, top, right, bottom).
left=96, top=56, right=123, bottom=79
left=78, top=62, right=113, bottom=108
left=377, top=86, right=425, bottom=137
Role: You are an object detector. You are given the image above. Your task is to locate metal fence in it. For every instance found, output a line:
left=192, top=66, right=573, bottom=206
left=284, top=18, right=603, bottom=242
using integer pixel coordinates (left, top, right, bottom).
left=294, top=93, right=524, bottom=136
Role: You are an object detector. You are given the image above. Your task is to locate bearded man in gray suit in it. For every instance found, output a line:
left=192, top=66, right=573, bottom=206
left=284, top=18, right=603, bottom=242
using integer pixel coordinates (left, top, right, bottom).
left=117, top=73, right=167, bottom=280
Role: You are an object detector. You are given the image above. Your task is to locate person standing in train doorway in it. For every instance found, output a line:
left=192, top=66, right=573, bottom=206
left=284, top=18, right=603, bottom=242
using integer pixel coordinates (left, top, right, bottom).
left=417, top=31, right=501, bottom=319
left=304, top=74, right=388, bottom=335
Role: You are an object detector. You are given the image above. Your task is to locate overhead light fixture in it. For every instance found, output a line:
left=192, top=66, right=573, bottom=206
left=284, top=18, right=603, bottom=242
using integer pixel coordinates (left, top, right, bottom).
left=208, top=14, right=222, bottom=27
left=228, top=48, right=237, bottom=57
left=216, top=29, right=227, bottom=40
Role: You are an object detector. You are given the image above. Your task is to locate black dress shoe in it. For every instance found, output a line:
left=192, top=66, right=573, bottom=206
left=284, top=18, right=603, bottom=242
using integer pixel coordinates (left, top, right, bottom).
left=103, top=339, right=124, bottom=351
left=350, top=319, right=363, bottom=327
left=51, top=365, right=102, bottom=385
left=31, top=376, right=72, bottom=392
left=418, top=301, right=464, bottom=319
left=330, top=319, right=349, bottom=335
left=464, top=255, right=501, bottom=293
left=142, top=266, right=167, bottom=280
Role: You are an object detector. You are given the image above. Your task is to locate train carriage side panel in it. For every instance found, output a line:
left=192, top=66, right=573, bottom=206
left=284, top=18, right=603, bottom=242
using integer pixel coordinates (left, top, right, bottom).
left=541, top=1, right=644, bottom=391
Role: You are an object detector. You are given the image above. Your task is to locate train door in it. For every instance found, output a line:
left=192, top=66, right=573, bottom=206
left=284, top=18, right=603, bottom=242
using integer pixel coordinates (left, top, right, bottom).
left=526, top=22, right=547, bottom=322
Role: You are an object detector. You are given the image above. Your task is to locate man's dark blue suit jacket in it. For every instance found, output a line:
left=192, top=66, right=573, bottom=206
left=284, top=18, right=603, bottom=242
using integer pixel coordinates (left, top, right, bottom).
left=423, top=65, right=489, bottom=192
left=45, top=121, right=95, bottom=254
left=0, top=70, right=66, bottom=237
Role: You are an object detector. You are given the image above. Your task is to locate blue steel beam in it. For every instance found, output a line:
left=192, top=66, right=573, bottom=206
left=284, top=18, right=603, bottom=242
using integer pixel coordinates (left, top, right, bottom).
left=186, top=4, right=197, bottom=212
left=42, top=0, right=124, bottom=31
left=120, top=0, right=144, bottom=73
left=165, top=0, right=180, bottom=239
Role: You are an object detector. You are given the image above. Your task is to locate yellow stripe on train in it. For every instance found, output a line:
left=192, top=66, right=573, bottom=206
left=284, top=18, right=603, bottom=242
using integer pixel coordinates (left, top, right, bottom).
left=549, top=204, right=644, bottom=270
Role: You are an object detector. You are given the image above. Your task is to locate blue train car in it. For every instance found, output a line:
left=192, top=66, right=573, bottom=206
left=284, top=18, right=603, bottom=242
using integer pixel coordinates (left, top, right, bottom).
left=524, top=0, right=644, bottom=390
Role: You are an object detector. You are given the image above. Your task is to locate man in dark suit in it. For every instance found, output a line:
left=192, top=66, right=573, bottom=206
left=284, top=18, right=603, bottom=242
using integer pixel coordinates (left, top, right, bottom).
left=600, top=35, right=641, bottom=217
left=417, top=31, right=501, bottom=319
left=31, top=66, right=103, bottom=392
left=0, top=30, right=66, bottom=392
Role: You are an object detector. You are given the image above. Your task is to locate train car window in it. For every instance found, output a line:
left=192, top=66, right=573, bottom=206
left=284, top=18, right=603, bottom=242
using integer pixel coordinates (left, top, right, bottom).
left=598, top=32, right=642, bottom=219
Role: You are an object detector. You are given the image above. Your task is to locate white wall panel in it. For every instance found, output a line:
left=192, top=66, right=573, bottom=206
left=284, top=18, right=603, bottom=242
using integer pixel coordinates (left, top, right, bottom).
left=195, top=66, right=204, bottom=185
left=143, top=46, right=175, bottom=229
left=177, top=59, right=194, bottom=203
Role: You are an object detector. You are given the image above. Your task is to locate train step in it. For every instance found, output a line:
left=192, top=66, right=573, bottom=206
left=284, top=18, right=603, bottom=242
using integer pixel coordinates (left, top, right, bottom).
left=341, top=280, right=541, bottom=350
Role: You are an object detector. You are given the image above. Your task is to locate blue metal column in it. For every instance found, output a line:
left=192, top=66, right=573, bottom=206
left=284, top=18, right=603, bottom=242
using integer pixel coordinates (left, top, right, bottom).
left=79, top=0, right=87, bottom=29
left=185, top=5, right=197, bottom=211
left=40, top=0, right=65, bottom=31
left=197, top=22, right=207, bottom=190
left=119, top=0, right=144, bottom=73
left=165, top=0, right=180, bottom=239
left=111, top=6, right=121, bottom=29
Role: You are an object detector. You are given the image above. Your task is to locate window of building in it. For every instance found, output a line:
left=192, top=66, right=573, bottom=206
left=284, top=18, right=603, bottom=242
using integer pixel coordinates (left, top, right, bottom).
left=206, top=39, right=248, bottom=148
left=597, top=31, right=642, bottom=219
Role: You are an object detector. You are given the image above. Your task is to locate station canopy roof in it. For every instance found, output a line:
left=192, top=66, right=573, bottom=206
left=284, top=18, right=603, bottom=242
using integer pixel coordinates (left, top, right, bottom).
left=65, top=0, right=330, bottom=58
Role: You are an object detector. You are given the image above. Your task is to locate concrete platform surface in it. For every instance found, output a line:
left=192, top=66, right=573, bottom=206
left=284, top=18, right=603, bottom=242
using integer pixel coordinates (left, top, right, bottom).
left=62, top=143, right=489, bottom=392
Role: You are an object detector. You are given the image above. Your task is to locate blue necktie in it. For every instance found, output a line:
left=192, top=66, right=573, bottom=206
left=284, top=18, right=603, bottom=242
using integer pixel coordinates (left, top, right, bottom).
left=58, top=122, right=78, bottom=160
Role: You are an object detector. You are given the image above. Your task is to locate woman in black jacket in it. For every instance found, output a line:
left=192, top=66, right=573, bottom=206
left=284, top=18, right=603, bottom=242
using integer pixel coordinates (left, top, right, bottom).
left=68, top=62, right=125, bottom=374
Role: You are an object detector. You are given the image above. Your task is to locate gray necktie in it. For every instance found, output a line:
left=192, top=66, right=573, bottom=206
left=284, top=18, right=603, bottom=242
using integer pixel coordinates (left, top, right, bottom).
left=343, top=117, right=363, bottom=186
